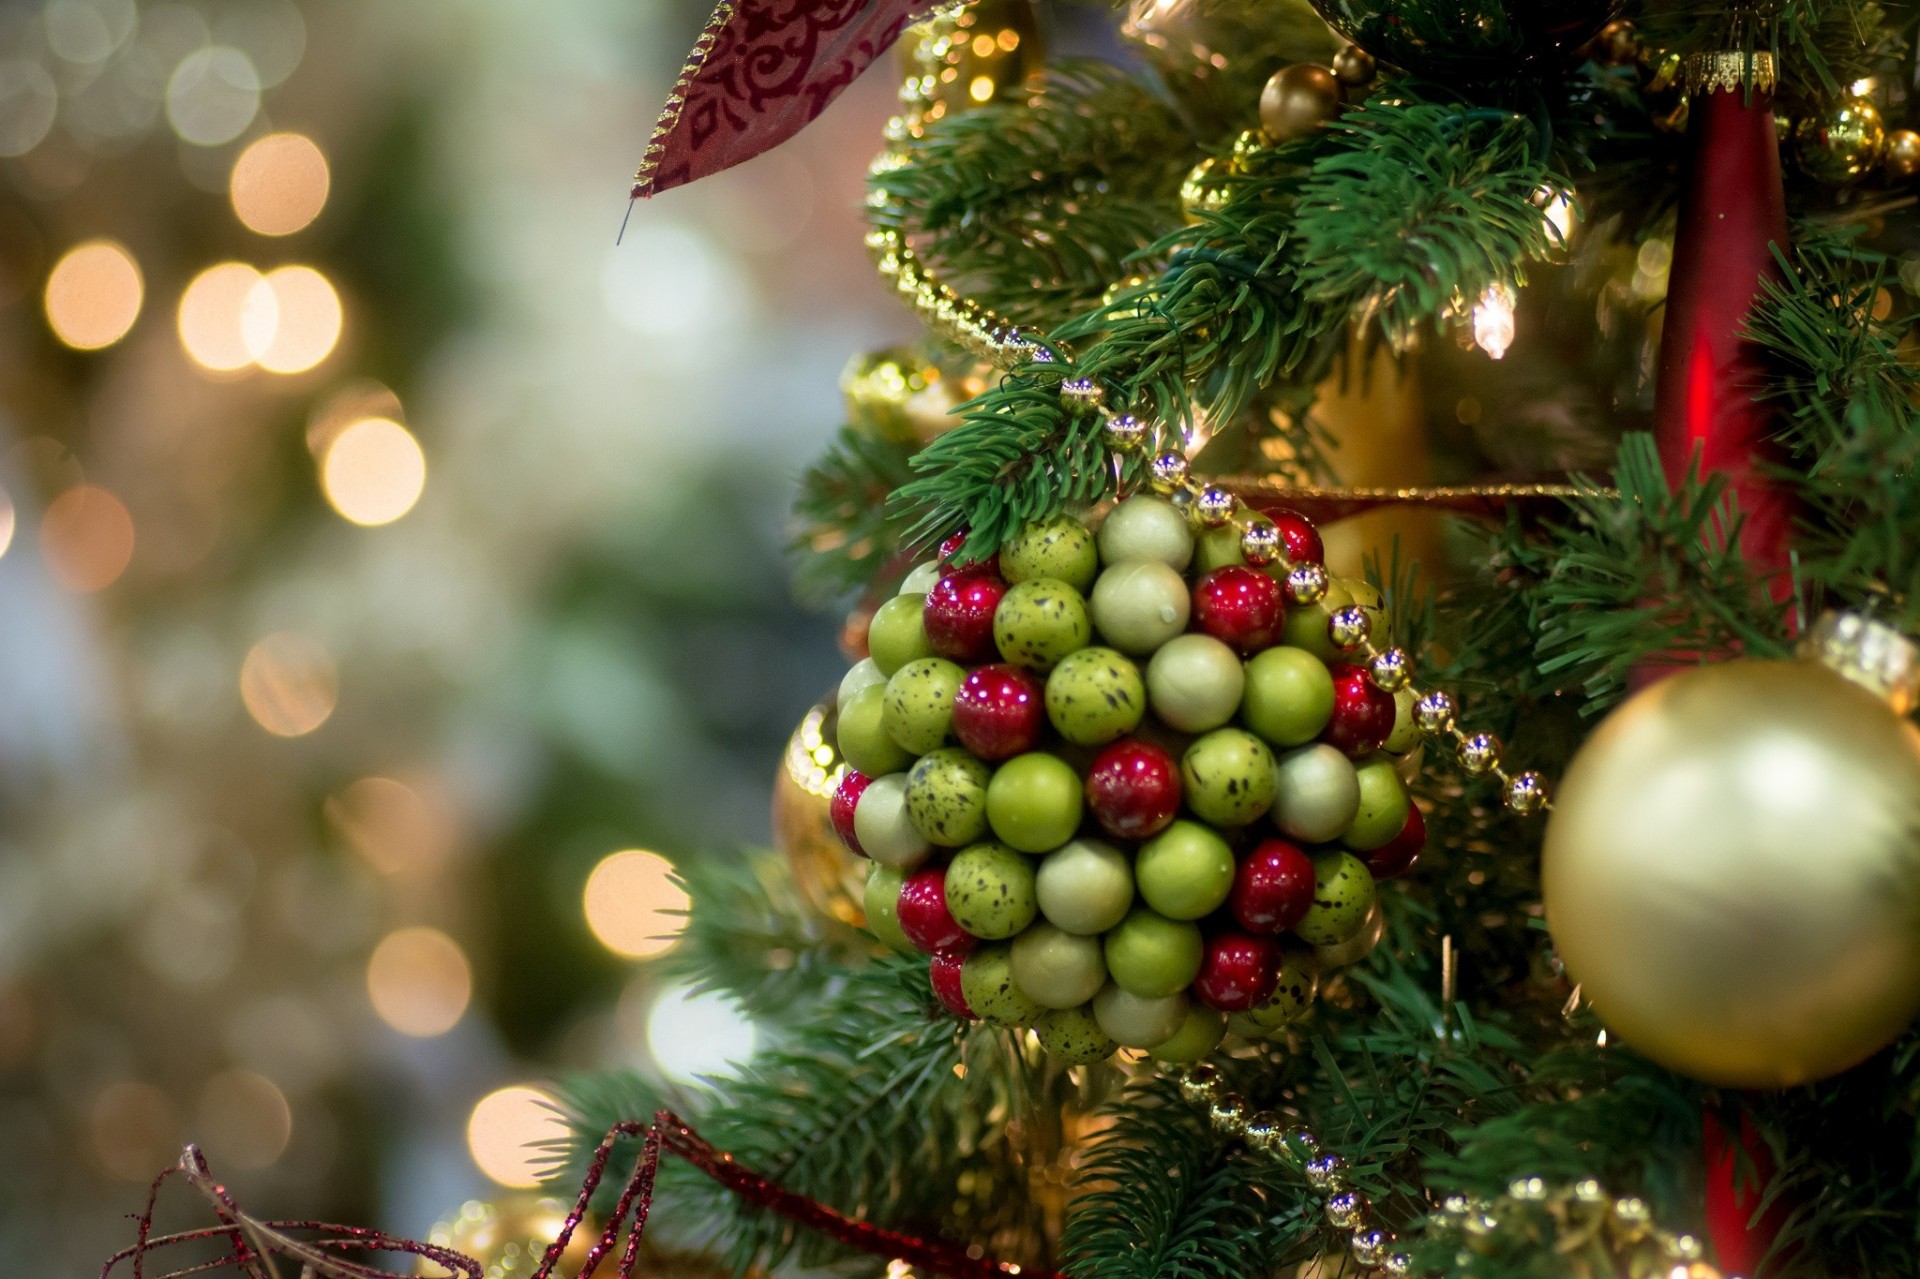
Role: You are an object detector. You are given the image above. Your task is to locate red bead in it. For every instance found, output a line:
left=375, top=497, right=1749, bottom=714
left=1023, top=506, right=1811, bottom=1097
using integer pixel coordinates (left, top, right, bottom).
left=1192, top=932, right=1281, bottom=1011
left=1266, top=507, right=1323, bottom=566
left=1362, top=802, right=1425, bottom=880
left=938, top=531, right=970, bottom=564
left=1322, top=663, right=1396, bottom=758
left=929, top=952, right=975, bottom=1018
left=952, top=664, right=1046, bottom=760
left=1192, top=566, right=1285, bottom=654
left=924, top=567, right=1008, bottom=663
left=1230, top=840, right=1316, bottom=933
left=897, top=868, right=974, bottom=956
left=829, top=770, right=871, bottom=856
left=1084, top=739, right=1182, bottom=839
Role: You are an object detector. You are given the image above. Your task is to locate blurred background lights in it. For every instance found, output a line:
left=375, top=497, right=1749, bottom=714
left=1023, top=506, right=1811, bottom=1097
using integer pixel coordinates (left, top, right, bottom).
left=44, top=0, right=137, bottom=65
left=645, top=982, right=758, bottom=1085
left=231, top=132, right=330, bottom=236
left=44, top=240, right=142, bottom=350
left=166, top=46, right=261, bottom=146
left=250, top=265, right=341, bottom=373
left=321, top=417, right=425, bottom=526
left=465, top=1086, right=566, bottom=1188
left=89, top=1081, right=177, bottom=1182
left=366, top=926, right=471, bottom=1038
left=179, top=262, right=268, bottom=371
left=582, top=850, right=689, bottom=959
left=0, top=484, right=16, bottom=560
left=601, top=223, right=748, bottom=340
left=324, top=776, right=454, bottom=877
left=239, top=631, right=338, bottom=737
left=0, top=60, right=58, bottom=157
left=212, top=0, right=307, bottom=89
left=40, top=483, right=134, bottom=592
left=195, top=1070, right=292, bottom=1170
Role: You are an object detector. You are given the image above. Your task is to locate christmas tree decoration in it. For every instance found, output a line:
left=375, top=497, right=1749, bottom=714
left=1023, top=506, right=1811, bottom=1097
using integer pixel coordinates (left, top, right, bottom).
left=841, top=348, right=968, bottom=444
left=1305, top=0, right=1616, bottom=77
left=1794, top=94, right=1886, bottom=185
left=896, top=0, right=1046, bottom=130
left=1543, top=613, right=1920, bottom=1087
left=424, top=1196, right=605, bottom=1279
left=774, top=702, right=869, bottom=928
left=1119, top=0, right=1341, bottom=133
left=1883, top=127, right=1920, bottom=179
left=1259, top=64, right=1343, bottom=143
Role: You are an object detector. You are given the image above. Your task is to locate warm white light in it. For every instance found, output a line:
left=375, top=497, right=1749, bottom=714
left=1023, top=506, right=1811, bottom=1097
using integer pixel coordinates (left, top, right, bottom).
left=249, top=265, right=341, bottom=374
left=320, top=417, right=425, bottom=526
left=645, top=981, right=757, bottom=1084
left=325, top=777, right=454, bottom=876
left=179, top=262, right=268, bottom=372
left=367, top=926, right=471, bottom=1037
left=0, top=485, right=14, bottom=560
left=45, top=240, right=143, bottom=350
left=41, top=484, right=135, bottom=592
left=1472, top=282, right=1516, bottom=361
left=582, top=850, right=688, bottom=959
left=230, top=132, right=330, bottom=236
left=466, top=1085, right=568, bottom=1188
left=1542, top=191, right=1575, bottom=244
left=239, top=631, right=337, bottom=737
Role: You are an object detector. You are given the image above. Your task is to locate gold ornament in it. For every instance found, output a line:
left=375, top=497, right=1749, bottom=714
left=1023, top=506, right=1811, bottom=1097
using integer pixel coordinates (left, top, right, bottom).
left=1179, top=154, right=1235, bottom=221
left=1120, top=0, right=1339, bottom=134
left=840, top=349, right=967, bottom=444
left=1330, top=44, right=1375, bottom=87
left=1795, top=96, right=1886, bottom=185
left=897, top=0, right=1045, bottom=127
left=421, top=1196, right=599, bottom=1279
left=772, top=701, right=867, bottom=929
left=1591, top=19, right=1640, bottom=66
left=1259, top=64, right=1342, bottom=144
left=1884, top=127, right=1920, bottom=180
left=1542, top=615, right=1920, bottom=1087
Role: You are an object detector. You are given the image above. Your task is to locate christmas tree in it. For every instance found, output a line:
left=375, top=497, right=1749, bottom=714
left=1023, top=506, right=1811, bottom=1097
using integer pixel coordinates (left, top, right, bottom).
left=108, top=0, right=1920, bottom=1277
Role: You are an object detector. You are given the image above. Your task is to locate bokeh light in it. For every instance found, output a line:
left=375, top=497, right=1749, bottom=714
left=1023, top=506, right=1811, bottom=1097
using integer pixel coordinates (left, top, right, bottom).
left=320, top=417, right=425, bottom=526
left=231, top=133, right=330, bottom=236
left=166, top=47, right=261, bottom=146
left=250, top=265, right=341, bottom=373
left=44, top=240, right=142, bottom=350
left=179, top=262, right=269, bottom=372
left=582, top=850, right=688, bottom=959
left=0, top=60, right=59, bottom=157
left=196, top=1070, right=292, bottom=1169
left=325, top=776, right=454, bottom=876
left=0, top=484, right=15, bottom=560
left=45, top=0, right=137, bottom=64
left=366, top=926, right=471, bottom=1038
left=40, top=484, right=134, bottom=592
left=466, top=1086, right=567, bottom=1188
left=90, top=1081, right=178, bottom=1182
left=645, top=982, right=758, bottom=1084
left=238, top=631, right=337, bottom=737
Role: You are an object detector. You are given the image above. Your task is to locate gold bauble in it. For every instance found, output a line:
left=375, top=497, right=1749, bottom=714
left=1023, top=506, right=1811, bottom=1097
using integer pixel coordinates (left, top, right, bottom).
left=840, top=349, right=965, bottom=445
left=772, top=700, right=867, bottom=929
left=1794, top=96, right=1886, bottom=185
left=1259, top=64, right=1342, bottom=144
left=1883, top=127, right=1920, bottom=180
left=421, top=1196, right=598, bottom=1279
left=1329, top=44, right=1376, bottom=87
left=1121, top=0, right=1340, bottom=135
left=1179, top=154, right=1235, bottom=221
left=1542, top=656, right=1920, bottom=1088
left=897, top=0, right=1044, bottom=125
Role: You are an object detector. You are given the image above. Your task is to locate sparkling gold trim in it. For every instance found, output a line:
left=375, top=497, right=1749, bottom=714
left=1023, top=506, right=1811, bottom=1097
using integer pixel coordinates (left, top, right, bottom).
left=1800, top=610, right=1920, bottom=715
left=1684, top=50, right=1775, bottom=98
left=866, top=224, right=1037, bottom=366
left=783, top=703, right=847, bottom=799
left=632, top=0, right=738, bottom=198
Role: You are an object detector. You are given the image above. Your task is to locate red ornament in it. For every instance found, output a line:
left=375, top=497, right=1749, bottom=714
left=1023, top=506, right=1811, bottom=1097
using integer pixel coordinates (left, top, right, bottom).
left=1652, top=57, right=1795, bottom=600
left=1230, top=840, right=1316, bottom=933
left=929, top=952, right=975, bottom=1018
left=1266, top=507, right=1323, bottom=566
left=1361, top=803, right=1425, bottom=880
left=938, top=531, right=970, bottom=564
left=829, top=770, right=871, bottom=856
left=1192, top=566, right=1285, bottom=654
left=897, top=868, right=974, bottom=956
left=1084, top=739, right=1183, bottom=839
left=952, top=665, right=1047, bottom=760
left=1192, top=932, right=1281, bottom=1011
left=924, top=568, right=1008, bottom=663
left=1703, top=1109, right=1790, bottom=1276
left=1322, top=663, right=1395, bottom=758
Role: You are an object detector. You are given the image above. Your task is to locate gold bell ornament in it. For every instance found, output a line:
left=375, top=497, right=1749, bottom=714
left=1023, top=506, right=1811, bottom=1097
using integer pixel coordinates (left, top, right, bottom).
left=1542, top=611, right=1920, bottom=1088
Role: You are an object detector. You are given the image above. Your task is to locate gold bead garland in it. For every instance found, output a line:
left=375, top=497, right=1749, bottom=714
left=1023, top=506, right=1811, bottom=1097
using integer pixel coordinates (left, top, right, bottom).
left=1173, top=1064, right=1719, bottom=1278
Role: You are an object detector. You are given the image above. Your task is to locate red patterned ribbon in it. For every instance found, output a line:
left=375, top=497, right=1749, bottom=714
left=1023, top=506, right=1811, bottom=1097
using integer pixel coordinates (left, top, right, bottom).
left=634, top=0, right=940, bottom=199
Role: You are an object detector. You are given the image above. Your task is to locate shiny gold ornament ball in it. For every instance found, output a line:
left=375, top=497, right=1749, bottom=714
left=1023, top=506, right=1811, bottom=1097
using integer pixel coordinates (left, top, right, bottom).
left=421, top=1197, right=598, bottom=1279
left=1330, top=44, right=1375, bottom=87
left=1260, top=64, right=1342, bottom=144
left=1542, top=660, right=1920, bottom=1088
left=1884, top=127, right=1920, bottom=180
left=772, top=701, right=868, bottom=929
left=897, top=0, right=1044, bottom=123
left=840, top=349, right=965, bottom=445
left=1795, top=96, right=1887, bottom=185
left=1179, top=155, right=1235, bottom=221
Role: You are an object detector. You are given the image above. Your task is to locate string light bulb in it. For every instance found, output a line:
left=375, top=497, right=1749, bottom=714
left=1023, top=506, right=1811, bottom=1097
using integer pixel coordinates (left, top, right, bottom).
left=1472, top=282, right=1517, bottom=360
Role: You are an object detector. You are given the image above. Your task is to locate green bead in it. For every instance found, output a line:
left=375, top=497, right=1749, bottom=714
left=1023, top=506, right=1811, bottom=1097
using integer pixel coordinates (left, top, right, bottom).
left=960, top=944, right=1042, bottom=1026
left=1089, top=561, right=1190, bottom=655
left=838, top=683, right=913, bottom=777
left=994, top=578, right=1093, bottom=673
left=1149, top=1004, right=1227, bottom=1062
left=1278, top=581, right=1352, bottom=663
left=1147, top=634, right=1245, bottom=733
left=869, top=593, right=935, bottom=675
left=1271, top=743, right=1360, bottom=844
left=1181, top=729, right=1277, bottom=826
left=1000, top=515, right=1099, bottom=594
left=1097, top=495, right=1193, bottom=570
left=1093, top=983, right=1190, bottom=1049
left=1104, top=906, right=1205, bottom=997
left=863, top=863, right=912, bottom=951
left=1036, top=838, right=1134, bottom=934
left=838, top=657, right=886, bottom=713
left=883, top=657, right=965, bottom=755
left=1136, top=820, right=1236, bottom=919
left=1192, top=522, right=1248, bottom=575
left=986, top=752, right=1084, bottom=853
left=1046, top=646, right=1146, bottom=745
left=1239, top=949, right=1319, bottom=1033
left=899, top=561, right=943, bottom=594
left=1383, top=686, right=1418, bottom=754
left=1011, top=921, right=1108, bottom=1008
left=904, top=748, right=992, bottom=846
left=944, top=842, right=1038, bottom=940
left=1035, top=1004, right=1118, bottom=1064
left=1294, top=851, right=1375, bottom=946
left=1343, top=755, right=1410, bottom=851
left=1241, top=647, right=1335, bottom=747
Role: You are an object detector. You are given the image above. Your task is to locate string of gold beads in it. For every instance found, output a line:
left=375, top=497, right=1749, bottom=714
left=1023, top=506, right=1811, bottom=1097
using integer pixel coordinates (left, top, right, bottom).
left=863, top=222, right=1042, bottom=368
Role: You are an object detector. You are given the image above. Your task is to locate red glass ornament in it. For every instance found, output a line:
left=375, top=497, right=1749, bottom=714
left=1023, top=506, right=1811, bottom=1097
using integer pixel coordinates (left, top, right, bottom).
left=925, top=567, right=1008, bottom=663
left=952, top=664, right=1047, bottom=760
left=1192, top=566, right=1285, bottom=654
left=1703, top=1109, right=1790, bottom=1275
left=1230, top=840, right=1316, bottom=933
left=1267, top=507, right=1323, bottom=566
left=1361, top=803, right=1425, bottom=880
left=929, top=952, right=975, bottom=1018
left=829, top=770, right=871, bottom=856
left=1192, top=932, right=1281, bottom=1011
left=938, top=531, right=970, bottom=564
left=1084, top=739, right=1183, bottom=839
left=1322, top=663, right=1395, bottom=757
left=897, top=868, right=974, bottom=956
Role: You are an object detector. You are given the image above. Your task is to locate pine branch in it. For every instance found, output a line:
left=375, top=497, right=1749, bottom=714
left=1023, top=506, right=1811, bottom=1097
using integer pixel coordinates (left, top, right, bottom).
left=791, top=425, right=921, bottom=605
